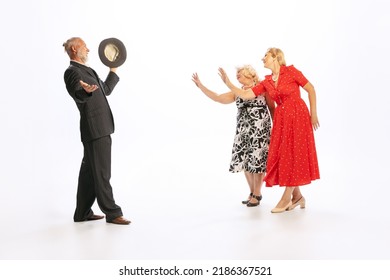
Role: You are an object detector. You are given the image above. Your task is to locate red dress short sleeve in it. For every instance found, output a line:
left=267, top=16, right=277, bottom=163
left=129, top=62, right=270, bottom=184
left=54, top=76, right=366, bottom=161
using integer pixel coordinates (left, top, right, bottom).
left=252, top=82, right=266, bottom=96
left=288, top=65, right=308, bottom=87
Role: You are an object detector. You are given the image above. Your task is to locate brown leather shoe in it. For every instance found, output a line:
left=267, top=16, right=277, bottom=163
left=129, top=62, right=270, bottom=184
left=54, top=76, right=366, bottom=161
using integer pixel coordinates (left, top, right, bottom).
left=86, top=214, right=105, bottom=221
left=107, top=216, right=131, bottom=225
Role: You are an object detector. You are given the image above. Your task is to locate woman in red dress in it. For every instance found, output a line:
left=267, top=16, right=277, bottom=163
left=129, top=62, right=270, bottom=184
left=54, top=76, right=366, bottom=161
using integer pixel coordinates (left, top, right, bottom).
left=218, top=48, right=320, bottom=213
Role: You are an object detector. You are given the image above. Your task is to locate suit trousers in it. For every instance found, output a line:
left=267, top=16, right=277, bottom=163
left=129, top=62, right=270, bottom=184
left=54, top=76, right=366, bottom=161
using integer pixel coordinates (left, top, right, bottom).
left=74, top=135, right=123, bottom=222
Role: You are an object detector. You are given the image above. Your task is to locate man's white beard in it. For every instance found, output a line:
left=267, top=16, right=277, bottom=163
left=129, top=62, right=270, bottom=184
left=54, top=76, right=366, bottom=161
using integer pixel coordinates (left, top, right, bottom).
left=77, top=51, right=88, bottom=64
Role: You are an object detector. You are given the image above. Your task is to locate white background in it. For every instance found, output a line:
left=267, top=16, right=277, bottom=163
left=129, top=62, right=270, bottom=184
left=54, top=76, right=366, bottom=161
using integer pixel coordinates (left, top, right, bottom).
left=1, top=0, right=390, bottom=276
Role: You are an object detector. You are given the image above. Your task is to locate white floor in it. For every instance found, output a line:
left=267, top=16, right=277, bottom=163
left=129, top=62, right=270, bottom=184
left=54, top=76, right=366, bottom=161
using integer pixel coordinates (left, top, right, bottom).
left=1, top=128, right=389, bottom=280
left=1, top=163, right=389, bottom=261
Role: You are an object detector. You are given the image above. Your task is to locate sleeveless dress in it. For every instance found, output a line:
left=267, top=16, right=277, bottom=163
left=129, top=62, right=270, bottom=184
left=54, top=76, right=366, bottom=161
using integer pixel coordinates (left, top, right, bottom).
left=229, top=95, right=272, bottom=173
left=252, top=65, right=320, bottom=187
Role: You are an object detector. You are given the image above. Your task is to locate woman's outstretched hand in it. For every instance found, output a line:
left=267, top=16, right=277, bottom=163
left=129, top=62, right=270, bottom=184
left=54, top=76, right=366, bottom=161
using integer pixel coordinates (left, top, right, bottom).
left=192, top=73, right=202, bottom=87
left=218, top=67, right=229, bottom=85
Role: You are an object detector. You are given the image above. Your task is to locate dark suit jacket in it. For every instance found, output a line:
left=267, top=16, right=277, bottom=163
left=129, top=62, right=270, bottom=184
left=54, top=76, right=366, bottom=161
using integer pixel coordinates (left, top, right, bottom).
left=64, top=61, right=120, bottom=142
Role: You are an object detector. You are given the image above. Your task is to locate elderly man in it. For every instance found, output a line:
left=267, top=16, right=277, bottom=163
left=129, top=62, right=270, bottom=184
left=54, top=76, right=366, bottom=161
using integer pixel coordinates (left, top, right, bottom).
left=63, top=37, right=130, bottom=225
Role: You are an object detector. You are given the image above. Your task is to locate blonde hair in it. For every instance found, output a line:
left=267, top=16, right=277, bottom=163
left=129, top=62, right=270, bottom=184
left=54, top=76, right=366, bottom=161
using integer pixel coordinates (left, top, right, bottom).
left=236, top=64, right=260, bottom=84
left=63, top=37, right=81, bottom=58
left=267, top=47, right=286, bottom=66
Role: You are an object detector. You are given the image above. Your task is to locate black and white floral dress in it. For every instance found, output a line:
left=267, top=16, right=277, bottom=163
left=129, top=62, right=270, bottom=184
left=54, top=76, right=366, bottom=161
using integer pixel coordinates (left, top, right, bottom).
left=229, top=95, right=272, bottom=173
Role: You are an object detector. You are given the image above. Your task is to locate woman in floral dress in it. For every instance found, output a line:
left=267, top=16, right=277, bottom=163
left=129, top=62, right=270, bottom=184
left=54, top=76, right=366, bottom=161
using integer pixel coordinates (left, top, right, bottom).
left=192, top=65, right=274, bottom=207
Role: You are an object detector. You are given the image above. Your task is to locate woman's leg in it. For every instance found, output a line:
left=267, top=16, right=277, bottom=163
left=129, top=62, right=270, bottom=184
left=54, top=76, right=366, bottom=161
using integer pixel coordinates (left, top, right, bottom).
left=248, top=172, right=264, bottom=204
left=243, top=171, right=254, bottom=201
left=289, top=187, right=306, bottom=210
left=292, top=187, right=303, bottom=204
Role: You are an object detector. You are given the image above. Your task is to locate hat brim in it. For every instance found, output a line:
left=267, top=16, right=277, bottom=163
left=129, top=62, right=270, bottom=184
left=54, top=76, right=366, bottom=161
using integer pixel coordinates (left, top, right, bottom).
left=98, top=38, right=127, bottom=68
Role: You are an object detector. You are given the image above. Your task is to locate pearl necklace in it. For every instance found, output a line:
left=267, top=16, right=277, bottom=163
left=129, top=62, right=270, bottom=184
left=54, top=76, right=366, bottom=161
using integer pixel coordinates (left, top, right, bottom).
left=242, top=84, right=255, bottom=90
left=272, top=73, right=279, bottom=82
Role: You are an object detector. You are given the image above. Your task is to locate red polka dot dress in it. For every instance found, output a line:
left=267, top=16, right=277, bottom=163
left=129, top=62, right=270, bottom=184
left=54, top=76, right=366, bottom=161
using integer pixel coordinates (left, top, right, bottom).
left=252, top=65, right=320, bottom=187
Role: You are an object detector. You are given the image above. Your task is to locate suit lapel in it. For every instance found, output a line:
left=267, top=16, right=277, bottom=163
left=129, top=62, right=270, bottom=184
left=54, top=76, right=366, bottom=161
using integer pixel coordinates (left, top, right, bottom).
left=70, top=61, right=97, bottom=79
left=70, top=61, right=106, bottom=95
left=90, top=68, right=107, bottom=95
